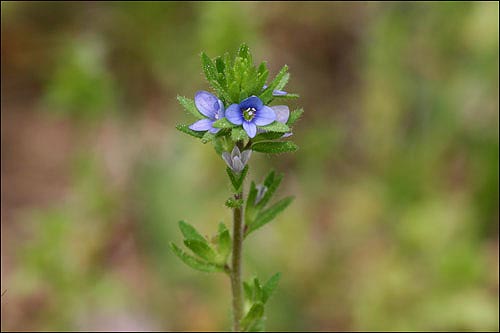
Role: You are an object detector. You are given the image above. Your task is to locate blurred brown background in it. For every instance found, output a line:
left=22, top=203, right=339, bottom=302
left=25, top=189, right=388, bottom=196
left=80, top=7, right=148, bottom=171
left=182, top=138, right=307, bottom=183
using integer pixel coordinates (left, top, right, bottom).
left=1, top=2, right=499, bottom=331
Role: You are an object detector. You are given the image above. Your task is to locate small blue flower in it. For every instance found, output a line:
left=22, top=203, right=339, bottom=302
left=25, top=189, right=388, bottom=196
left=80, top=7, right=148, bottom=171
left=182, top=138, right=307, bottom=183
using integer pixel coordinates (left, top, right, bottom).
left=255, top=105, right=293, bottom=138
left=225, top=96, right=276, bottom=138
left=189, top=91, right=225, bottom=134
left=262, top=85, right=288, bottom=96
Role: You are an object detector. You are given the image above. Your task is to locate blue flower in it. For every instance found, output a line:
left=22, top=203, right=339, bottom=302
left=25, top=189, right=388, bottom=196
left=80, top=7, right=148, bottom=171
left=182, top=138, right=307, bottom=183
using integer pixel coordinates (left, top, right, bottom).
left=262, top=85, right=288, bottom=96
left=225, top=96, right=276, bottom=138
left=189, top=91, right=225, bottom=134
left=255, top=105, right=293, bottom=138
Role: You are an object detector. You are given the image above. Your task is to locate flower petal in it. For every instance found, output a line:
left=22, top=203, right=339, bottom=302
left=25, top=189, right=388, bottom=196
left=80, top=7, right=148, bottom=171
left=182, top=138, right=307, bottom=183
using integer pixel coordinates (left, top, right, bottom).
left=232, top=156, right=244, bottom=173
left=226, top=104, right=243, bottom=125
left=254, top=106, right=276, bottom=126
left=240, top=150, right=252, bottom=165
left=239, top=96, right=263, bottom=111
left=195, top=91, right=219, bottom=119
left=222, top=152, right=233, bottom=168
left=272, top=89, right=287, bottom=96
left=270, top=105, right=290, bottom=124
left=243, top=121, right=257, bottom=138
left=231, top=146, right=241, bottom=160
left=189, top=119, right=214, bottom=131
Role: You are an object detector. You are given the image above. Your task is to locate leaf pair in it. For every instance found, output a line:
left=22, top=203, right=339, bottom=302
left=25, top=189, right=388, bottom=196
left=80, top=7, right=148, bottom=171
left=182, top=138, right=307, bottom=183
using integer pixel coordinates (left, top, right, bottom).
left=245, top=171, right=294, bottom=238
left=241, top=273, right=282, bottom=331
left=170, top=221, right=231, bottom=273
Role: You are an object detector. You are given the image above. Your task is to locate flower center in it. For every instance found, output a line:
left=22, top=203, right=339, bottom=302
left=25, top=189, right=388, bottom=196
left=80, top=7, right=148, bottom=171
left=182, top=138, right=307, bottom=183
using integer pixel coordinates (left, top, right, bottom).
left=243, top=107, right=256, bottom=121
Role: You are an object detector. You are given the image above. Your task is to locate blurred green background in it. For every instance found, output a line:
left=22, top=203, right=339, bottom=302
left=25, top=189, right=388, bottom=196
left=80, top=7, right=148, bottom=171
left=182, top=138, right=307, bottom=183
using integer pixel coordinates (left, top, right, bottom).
left=1, top=1, right=498, bottom=331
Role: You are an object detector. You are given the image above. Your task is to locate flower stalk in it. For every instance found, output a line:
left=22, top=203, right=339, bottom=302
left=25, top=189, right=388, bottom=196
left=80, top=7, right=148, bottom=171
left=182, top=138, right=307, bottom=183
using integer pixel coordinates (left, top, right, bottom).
left=230, top=189, right=244, bottom=331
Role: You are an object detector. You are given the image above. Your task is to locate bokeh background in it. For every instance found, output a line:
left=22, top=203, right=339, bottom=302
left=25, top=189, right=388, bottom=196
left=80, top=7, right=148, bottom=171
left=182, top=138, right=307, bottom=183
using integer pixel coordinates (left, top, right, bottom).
left=1, top=1, right=499, bottom=331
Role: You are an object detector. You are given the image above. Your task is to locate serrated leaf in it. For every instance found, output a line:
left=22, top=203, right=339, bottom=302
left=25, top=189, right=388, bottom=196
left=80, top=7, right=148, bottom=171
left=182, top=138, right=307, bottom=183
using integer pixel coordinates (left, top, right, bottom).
left=178, top=220, right=206, bottom=243
left=226, top=165, right=248, bottom=192
left=183, top=239, right=218, bottom=263
left=252, top=141, right=299, bottom=154
left=201, top=52, right=231, bottom=102
left=217, top=223, right=231, bottom=261
left=176, top=124, right=205, bottom=139
left=287, top=108, right=304, bottom=126
left=231, top=127, right=248, bottom=141
left=213, top=117, right=236, bottom=129
left=170, top=243, right=222, bottom=273
left=177, top=95, right=204, bottom=119
left=259, top=121, right=290, bottom=133
left=201, top=131, right=215, bottom=144
left=246, top=196, right=294, bottom=237
left=241, top=302, right=265, bottom=332
left=262, top=273, right=281, bottom=303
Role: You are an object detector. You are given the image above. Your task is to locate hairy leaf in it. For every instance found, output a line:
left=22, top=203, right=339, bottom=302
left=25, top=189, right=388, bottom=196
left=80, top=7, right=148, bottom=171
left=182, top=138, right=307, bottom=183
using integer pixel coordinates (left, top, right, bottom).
left=287, top=108, right=304, bottom=126
left=226, top=165, right=248, bottom=192
left=213, top=117, right=236, bottom=129
left=259, top=121, right=290, bottom=133
left=177, top=95, right=204, bottom=119
left=252, top=141, right=299, bottom=154
left=175, top=124, right=205, bottom=139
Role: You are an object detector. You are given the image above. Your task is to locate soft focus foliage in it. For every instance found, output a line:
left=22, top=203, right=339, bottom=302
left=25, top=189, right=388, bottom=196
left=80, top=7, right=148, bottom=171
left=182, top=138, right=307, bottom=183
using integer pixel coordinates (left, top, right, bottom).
left=1, top=2, right=498, bottom=331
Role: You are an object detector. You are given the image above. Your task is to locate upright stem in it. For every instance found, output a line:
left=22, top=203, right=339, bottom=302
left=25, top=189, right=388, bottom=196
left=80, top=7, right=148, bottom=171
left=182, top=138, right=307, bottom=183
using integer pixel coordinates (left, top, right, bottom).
left=231, top=190, right=244, bottom=331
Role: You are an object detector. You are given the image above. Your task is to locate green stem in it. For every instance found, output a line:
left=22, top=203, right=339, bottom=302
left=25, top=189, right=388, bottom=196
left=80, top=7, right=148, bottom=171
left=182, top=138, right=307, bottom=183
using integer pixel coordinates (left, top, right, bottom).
left=231, top=190, right=244, bottom=331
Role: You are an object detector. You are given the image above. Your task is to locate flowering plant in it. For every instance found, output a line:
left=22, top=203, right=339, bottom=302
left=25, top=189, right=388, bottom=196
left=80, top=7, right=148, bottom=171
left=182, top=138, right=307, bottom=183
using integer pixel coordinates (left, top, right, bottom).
left=171, top=44, right=303, bottom=331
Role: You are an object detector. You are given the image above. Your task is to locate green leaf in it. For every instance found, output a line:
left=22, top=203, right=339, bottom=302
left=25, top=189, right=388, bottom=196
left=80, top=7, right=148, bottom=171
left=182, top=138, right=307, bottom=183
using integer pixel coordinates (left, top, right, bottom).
left=183, top=239, right=218, bottom=263
left=287, top=108, right=304, bottom=126
left=178, top=220, right=206, bottom=243
left=246, top=196, right=294, bottom=237
left=170, top=243, right=222, bottom=273
left=231, top=127, right=248, bottom=141
left=262, top=273, right=281, bottom=303
left=253, top=278, right=264, bottom=303
left=201, top=131, right=215, bottom=144
left=259, top=65, right=288, bottom=104
left=226, top=165, right=248, bottom=192
left=201, top=52, right=231, bottom=102
left=256, top=171, right=283, bottom=210
left=259, top=121, right=290, bottom=133
left=213, top=117, right=236, bottom=129
left=238, top=43, right=252, bottom=63
left=251, top=141, right=299, bottom=154
left=216, top=223, right=231, bottom=261
left=245, top=181, right=258, bottom=224
left=243, top=281, right=254, bottom=302
left=274, top=93, right=299, bottom=99
left=240, top=302, right=265, bottom=332
left=175, top=124, right=205, bottom=139
left=255, top=61, right=269, bottom=93
left=254, top=132, right=285, bottom=141
left=177, top=95, right=204, bottom=119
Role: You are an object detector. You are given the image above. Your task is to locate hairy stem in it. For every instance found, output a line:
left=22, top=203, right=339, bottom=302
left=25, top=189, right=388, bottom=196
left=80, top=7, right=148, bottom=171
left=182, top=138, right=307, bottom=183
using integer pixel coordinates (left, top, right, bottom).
left=231, top=190, right=244, bottom=331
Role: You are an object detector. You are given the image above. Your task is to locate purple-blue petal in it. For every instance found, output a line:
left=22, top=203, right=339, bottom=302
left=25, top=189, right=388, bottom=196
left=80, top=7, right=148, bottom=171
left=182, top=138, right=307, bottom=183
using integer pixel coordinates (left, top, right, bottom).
left=239, top=95, right=263, bottom=111
left=226, top=104, right=243, bottom=125
left=243, top=121, right=257, bottom=138
left=209, top=126, right=220, bottom=134
left=195, top=91, right=219, bottom=119
left=253, top=105, right=276, bottom=126
left=270, top=105, right=290, bottom=124
left=272, top=89, right=287, bottom=96
left=189, top=118, right=214, bottom=131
